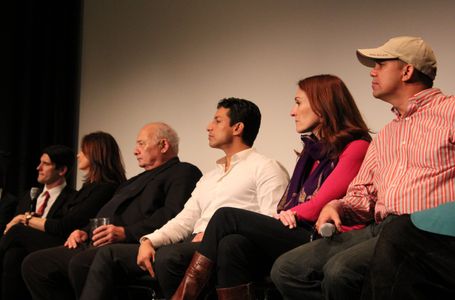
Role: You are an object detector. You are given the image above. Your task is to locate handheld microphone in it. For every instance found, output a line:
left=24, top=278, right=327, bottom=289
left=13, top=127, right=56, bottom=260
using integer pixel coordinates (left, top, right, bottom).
left=29, top=187, right=40, bottom=212
left=319, top=223, right=336, bottom=238
left=30, top=187, right=40, bottom=199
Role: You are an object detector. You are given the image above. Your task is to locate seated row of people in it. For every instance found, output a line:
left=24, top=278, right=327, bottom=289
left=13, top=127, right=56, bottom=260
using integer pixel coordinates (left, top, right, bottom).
left=0, top=137, right=123, bottom=298
left=2, top=77, right=362, bottom=300
left=76, top=75, right=371, bottom=300
left=0, top=125, right=202, bottom=299
left=1, top=35, right=454, bottom=300
left=164, top=35, right=455, bottom=300
left=268, top=36, right=455, bottom=300
left=22, top=97, right=291, bottom=300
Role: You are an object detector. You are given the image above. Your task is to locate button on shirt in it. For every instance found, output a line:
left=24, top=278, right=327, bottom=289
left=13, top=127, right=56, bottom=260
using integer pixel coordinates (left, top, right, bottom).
left=338, top=88, right=455, bottom=224
left=36, top=182, right=66, bottom=218
left=143, top=148, right=289, bottom=248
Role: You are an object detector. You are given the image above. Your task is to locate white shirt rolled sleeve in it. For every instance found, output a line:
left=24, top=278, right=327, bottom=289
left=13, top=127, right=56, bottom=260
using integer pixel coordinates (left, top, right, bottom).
left=141, top=148, right=289, bottom=248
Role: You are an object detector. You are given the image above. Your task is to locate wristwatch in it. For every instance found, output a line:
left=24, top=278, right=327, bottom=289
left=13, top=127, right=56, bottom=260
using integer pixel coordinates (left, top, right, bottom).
left=25, top=212, right=34, bottom=226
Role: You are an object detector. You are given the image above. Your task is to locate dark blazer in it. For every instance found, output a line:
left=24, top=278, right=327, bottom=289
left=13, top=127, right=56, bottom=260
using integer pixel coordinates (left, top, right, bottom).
left=95, top=157, right=202, bottom=242
left=44, top=182, right=118, bottom=237
left=15, top=185, right=77, bottom=217
left=0, top=182, right=118, bottom=251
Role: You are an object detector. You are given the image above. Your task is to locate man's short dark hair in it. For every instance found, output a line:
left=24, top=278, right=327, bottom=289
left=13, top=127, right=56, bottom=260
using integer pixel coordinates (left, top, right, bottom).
left=42, top=145, right=74, bottom=174
left=217, top=98, right=261, bottom=147
left=410, top=68, right=434, bottom=88
left=396, top=59, right=434, bottom=88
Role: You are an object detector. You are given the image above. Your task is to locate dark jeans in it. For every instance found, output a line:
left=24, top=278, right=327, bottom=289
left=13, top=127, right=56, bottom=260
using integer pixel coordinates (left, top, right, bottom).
left=199, top=207, right=312, bottom=288
left=271, top=215, right=397, bottom=300
left=361, top=215, right=455, bottom=300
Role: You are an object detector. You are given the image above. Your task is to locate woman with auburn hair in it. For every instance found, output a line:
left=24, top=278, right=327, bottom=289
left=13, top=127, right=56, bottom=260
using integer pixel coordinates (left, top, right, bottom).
left=170, top=74, right=372, bottom=300
left=0, top=131, right=126, bottom=300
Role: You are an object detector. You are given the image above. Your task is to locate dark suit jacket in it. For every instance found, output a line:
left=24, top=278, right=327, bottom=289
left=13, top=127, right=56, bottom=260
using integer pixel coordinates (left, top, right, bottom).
left=15, top=185, right=77, bottom=217
left=0, top=181, right=118, bottom=258
left=0, top=185, right=76, bottom=257
left=44, top=182, right=118, bottom=237
left=95, top=157, right=202, bottom=242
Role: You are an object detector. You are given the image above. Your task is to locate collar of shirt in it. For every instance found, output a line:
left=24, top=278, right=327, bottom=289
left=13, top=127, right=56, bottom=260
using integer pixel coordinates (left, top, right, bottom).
left=40, top=181, right=67, bottom=206
left=216, top=148, right=254, bottom=172
left=392, top=88, right=441, bottom=119
left=38, top=181, right=66, bottom=217
left=42, top=181, right=66, bottom=199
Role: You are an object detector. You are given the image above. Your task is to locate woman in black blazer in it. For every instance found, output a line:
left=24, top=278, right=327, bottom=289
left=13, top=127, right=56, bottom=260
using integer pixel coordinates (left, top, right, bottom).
left=0, top=131, right=126, bottom=300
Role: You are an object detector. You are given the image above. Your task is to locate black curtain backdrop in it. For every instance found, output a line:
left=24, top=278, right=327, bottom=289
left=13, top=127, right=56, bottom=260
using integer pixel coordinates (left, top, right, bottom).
left=1, top=1, right=82, bottom=196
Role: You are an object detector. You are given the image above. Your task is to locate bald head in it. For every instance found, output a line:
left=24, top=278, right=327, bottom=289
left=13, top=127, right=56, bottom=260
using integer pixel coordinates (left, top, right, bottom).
left=134, top=122, right=179, bottom=170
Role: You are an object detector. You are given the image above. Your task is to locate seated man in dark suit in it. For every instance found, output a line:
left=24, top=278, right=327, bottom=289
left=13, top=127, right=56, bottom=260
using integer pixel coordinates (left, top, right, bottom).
left=0, top=145, right=77, bottom=299
left=22, top=122, right=202, bottom=300
left=5, top=144, right=76, bottom=232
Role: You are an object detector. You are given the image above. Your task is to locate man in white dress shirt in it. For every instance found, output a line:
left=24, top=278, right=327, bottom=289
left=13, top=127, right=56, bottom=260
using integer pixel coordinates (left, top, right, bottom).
left=78, top=97, right=289, bottom=300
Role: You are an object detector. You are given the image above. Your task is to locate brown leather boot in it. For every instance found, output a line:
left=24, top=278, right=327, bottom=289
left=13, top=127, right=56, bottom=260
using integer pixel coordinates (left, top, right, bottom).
left=171, top=251, right=214, bottom=300
left=216, top=283, right=254, bottom=300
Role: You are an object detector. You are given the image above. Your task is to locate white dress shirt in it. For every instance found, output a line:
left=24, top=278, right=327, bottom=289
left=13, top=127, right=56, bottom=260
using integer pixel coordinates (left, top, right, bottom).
left=142, top=148, right=289, bottom=248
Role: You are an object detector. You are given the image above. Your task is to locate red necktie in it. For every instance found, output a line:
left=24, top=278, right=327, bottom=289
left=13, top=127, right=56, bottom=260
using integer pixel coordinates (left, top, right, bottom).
left=36, top=191, right=50, bottom=216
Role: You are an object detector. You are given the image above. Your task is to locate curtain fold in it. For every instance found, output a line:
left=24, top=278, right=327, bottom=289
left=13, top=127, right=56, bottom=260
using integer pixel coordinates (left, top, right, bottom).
left=1, top=0, right=83, bottom=195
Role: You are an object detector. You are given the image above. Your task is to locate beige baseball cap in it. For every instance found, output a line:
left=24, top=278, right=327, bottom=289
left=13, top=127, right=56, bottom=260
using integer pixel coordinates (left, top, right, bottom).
left=356, top=36, right=437, bottom=80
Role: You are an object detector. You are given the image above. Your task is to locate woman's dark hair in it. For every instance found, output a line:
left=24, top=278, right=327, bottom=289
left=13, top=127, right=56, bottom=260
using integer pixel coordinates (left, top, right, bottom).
left=81, top=132, right=126, bottom=184
left=298, top=74, right=371, bottom=159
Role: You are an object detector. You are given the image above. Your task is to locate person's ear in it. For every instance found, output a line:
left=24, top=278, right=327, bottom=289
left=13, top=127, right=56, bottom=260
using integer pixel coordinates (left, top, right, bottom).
left=159, top=139, right=170, bottom=153
left=233, top=122, right=244, bottom=136
left=402, top=64, right=414, bottom=81
left=58, top=166, right=68, bottom=177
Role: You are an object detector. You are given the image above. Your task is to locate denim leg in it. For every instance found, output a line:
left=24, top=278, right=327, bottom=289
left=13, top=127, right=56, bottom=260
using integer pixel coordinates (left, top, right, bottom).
left=322, top=236, right=378, bottom=300
left=362, top=215, right=455, bottom=300
left=271, top=225, right=374, bottom=300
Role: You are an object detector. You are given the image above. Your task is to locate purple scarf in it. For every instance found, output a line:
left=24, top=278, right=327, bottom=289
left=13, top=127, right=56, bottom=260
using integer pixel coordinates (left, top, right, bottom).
left=277, top=134, right=337, bottom=212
